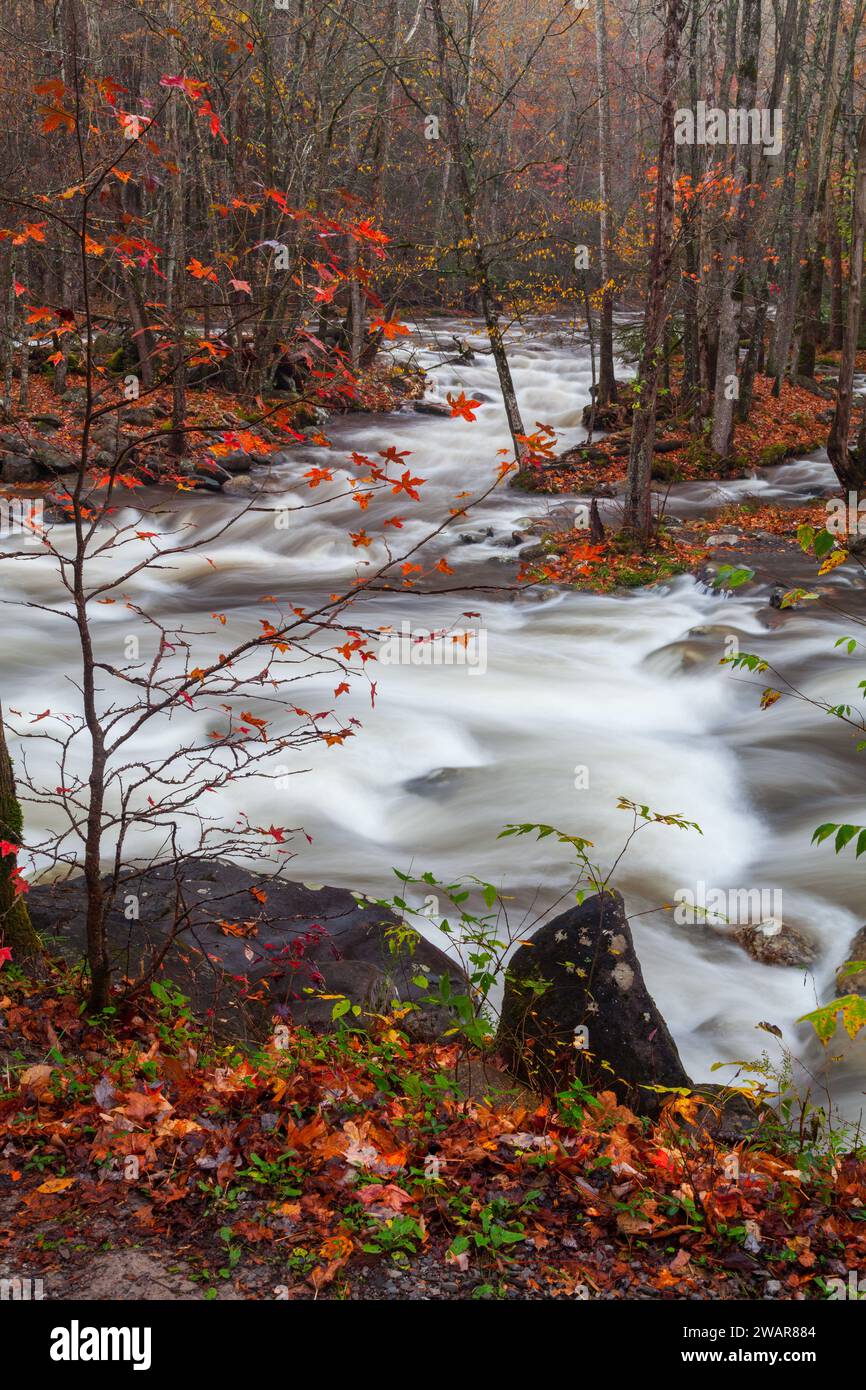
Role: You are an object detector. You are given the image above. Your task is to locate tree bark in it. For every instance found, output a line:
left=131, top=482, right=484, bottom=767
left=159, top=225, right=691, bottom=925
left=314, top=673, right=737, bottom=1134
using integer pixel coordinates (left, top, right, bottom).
left=0, top=705, right=42, bottom=963
left=827, top=114, right=866, bottom=490
left=593, top=0, right=617, bottom=406
left=624, top=0, right=685, bottom=542
left=710, top=0, right=761, bottom=459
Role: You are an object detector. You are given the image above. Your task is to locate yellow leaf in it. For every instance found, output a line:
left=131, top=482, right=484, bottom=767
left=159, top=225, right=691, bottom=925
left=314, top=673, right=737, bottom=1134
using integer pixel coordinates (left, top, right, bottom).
left=36, top=1176, right=76, bottom=1194
left=818, top=549, right=848, bottom=576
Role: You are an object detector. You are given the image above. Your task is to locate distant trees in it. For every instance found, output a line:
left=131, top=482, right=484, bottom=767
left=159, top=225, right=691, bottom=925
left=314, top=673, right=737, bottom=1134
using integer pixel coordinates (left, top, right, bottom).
left=0, top=0, right=865, bottom=542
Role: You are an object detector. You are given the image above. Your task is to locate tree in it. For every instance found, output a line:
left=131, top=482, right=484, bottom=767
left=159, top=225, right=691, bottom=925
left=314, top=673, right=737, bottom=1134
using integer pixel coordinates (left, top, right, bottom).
left=710, top=0, right=761, bottom=460
left=624, top=0, right=686, bottom=543
left=827, top=112, right=866, bottom=491
left=593, top=0, right=617, bottom=408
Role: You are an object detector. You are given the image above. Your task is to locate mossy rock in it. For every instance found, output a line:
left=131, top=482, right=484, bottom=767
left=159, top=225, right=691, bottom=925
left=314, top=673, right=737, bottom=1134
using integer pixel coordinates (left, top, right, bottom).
left=758, top=442, right=790, bottom=466
left=650, top=456, right=685, bottom=482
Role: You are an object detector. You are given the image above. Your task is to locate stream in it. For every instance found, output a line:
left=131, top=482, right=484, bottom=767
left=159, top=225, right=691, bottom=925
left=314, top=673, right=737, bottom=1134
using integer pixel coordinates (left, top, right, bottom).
left=3, top=316, right=865, bottom=1125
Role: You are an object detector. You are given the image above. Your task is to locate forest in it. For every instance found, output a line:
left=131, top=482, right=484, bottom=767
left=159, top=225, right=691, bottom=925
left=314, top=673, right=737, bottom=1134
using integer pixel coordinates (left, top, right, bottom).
left=0, top=0, right=865, bottom=1335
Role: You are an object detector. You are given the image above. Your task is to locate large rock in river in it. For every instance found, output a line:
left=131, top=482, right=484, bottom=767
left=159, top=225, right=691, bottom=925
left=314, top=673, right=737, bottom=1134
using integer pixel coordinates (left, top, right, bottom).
left=497, top=889, right=690, bottom=1116
left=27, top=858, right=464, bottom=1042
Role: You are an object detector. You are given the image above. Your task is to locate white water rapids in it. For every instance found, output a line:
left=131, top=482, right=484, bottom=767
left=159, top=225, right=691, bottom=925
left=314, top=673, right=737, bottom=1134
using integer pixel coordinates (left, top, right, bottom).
left=3, top=316, right=865, bottom=1124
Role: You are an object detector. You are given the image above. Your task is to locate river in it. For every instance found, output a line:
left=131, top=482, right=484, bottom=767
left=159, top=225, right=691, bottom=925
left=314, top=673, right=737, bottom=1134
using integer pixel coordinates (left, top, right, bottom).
left=3, top=315, right=865, bottom=1126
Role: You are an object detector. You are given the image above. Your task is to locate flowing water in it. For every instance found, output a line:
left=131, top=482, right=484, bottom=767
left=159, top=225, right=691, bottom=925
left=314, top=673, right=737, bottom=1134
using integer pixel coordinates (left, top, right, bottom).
left=3, top=316, right=865, bottom=1123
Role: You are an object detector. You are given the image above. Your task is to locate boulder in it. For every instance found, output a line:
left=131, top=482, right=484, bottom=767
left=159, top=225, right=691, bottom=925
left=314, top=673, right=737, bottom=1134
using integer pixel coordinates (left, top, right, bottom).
left=497, top=889, right=690, bottom=1116
left=30, top=442, right=76, bottom=473
left=836, top=925, right=866, bottom=997
left=733, top=919, right=817, bottom=968
left=121, top=407, right=156, bottom=427
left=0, top=433, right=30, bottom=457
left=27, top=857, right=465, bottom=1042
left=1, top=454, right=40, bottom=484
left=28, top=412, right=62, bottom=431
left=211, top=449, right=269, bottom=474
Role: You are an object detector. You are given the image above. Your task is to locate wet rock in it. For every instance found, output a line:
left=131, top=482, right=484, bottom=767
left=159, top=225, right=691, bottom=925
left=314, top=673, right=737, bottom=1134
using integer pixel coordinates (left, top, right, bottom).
left=221, top=473, right=257, bottom=496
left=836, top=925, right=866, bottom=997
left=492, top=530, right=528, bottom=548
left=518, top=542, right=554, bottom=563
left=733, top=919, right=817, bottom=968
left=707, top=532, right=743, bottom=546
left=213, top=449, right=269, bottom=474
left=178, top=457, right=232, bottom=491
left=413, top=401, right=452, bottom=417
left=28, top=857, right=466, bottom=1042
left=458, top=527, right=494, bottom=544
left=497, top=889, right=690, bottom=1116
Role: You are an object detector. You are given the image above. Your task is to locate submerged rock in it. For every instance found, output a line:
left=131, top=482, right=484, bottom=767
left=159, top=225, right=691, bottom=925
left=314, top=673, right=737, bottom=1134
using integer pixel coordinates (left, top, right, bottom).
left=497, top=889, right=690, bottom=1116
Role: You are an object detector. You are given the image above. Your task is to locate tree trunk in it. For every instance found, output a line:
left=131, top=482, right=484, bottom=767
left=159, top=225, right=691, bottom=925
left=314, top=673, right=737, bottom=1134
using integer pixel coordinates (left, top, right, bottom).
left=795, top=208, right=827, bottom=378
left=827, top=114, right=866, bottom=490
left=624, top=0, right=685, bottom=543
left=430, top=0, right=526, bottom=457
left=710, top=0, right=761, bottom=459
left=0, top=705, right=41, bottom=963
left=593, top=0, right=617, bottom=406
left=828, top=191, right=844, bottom=350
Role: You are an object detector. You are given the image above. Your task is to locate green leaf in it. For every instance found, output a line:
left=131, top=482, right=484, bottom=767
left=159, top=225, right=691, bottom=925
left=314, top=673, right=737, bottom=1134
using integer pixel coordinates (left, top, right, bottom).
left=712, top=564, right=755, bottom=590
left=797, top=524, right=816, bottom=552
left=835, top=824, right=859, bottom=853
left=799, top=995, right=866, bottom=1043
left=779, top=589, right=819, bottom=609
left=331, top=998, right=351, bottom=1020
left=811, top=823, right=838, bottom=845
left=813, top=529, right=835, bottom=559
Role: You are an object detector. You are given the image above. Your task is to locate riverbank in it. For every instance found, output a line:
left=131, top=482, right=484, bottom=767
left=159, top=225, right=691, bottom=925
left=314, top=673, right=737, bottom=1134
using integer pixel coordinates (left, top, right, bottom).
left=2, top=960, right=864, bottom=1301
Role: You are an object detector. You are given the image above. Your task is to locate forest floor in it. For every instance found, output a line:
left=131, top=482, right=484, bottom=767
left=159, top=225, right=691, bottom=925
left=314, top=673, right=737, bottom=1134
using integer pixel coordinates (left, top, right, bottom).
left=1, top=964, right=864, bottom=1302
left=519, top=374, right=835, bottom=497
left=512, top=371, right=847, bottom=593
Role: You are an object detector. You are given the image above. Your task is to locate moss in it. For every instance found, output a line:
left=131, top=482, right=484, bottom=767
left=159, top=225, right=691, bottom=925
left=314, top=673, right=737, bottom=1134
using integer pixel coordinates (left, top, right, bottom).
left=0, top=712, right=42, bottom=962
left=650, top=456, right=685, bottom=482
left=758, top=442, right=790, bottom=467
